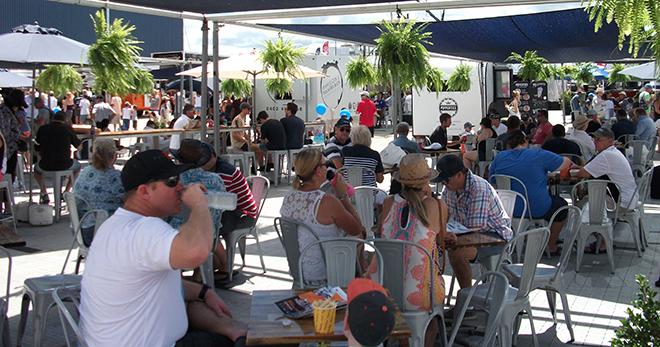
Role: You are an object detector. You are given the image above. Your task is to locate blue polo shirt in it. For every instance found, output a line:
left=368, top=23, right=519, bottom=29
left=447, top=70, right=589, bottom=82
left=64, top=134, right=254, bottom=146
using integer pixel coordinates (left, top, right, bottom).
left=490, top=148, right=564, bottom=218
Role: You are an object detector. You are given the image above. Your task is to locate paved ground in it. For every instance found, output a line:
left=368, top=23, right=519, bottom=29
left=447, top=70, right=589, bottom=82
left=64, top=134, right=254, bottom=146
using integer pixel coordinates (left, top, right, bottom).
left=1, top=112, right=659, bottom=346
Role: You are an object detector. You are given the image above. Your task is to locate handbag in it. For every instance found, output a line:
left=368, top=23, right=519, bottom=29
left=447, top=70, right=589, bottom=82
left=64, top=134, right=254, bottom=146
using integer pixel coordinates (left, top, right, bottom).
left=380, top=142, right=406, bottom=168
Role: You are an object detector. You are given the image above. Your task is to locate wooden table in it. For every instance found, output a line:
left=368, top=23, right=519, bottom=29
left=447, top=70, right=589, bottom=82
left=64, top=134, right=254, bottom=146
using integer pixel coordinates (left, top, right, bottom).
left=450, top=232, right=507, bottom=249
left=246, top=289, right=411, bottom=346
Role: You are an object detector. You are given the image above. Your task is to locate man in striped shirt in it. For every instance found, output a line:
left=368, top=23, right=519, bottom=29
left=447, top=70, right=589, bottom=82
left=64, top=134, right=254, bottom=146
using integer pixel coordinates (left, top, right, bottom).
left=214, top=155, right=259, bottom=235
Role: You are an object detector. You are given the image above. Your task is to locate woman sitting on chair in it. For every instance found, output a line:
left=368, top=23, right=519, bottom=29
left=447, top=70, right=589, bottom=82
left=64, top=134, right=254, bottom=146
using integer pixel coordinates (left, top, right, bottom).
left=463, top=117, right=497, bottom=171
left=280, top=148, right=365, bottom=286
left=377, top=153, right=447, bottom=347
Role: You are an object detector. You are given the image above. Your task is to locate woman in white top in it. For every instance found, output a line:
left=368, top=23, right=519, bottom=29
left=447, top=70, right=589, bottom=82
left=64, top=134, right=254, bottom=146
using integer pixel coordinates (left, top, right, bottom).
left=506, top=89, right=521, bottom=117
left=280, top=148, right=364, bottom=284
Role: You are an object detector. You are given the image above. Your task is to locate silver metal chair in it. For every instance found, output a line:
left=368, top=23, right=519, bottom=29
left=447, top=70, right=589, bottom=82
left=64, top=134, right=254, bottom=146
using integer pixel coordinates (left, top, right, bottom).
left=571, top=180, right=620, bottom=274
left=224, top=176, right=268, bottom=281
left=61, top=192, right=109, bottom=274
left=455, top=228, right=550, bottom=347
left=298, top=238, right=383, bottom=288
left=0, top=247, right=12, bottom=347
left=373, top=239, right=445, bottom=347
left=502, top=206, right=582, bottom=342
left=616, top=134, right=637, bottom=147
left=202, top=192, right=236, bottom=288
left=264, top=149, right=288, bottom=186
left=490, top=174, right=547, bottom=232
left=219, top=153, right=247, bottom=175
left=51, top=288, right=87, bottom=347
left=476, top=138, right=496, bottom=177
left=635, top=168, right=654, bottom=249
left=337, top=166, right=375, bottom=188
left=617, top=168, right=652, bottom=252
left=353, top=186, right=387, bottom=239
left=446, top=272, right=509, bottom=347
left=629, top=140, right=648, bottom=177
left=496, top=189, right=528, bottom=261
left=274, top=217, right=321, bottom=289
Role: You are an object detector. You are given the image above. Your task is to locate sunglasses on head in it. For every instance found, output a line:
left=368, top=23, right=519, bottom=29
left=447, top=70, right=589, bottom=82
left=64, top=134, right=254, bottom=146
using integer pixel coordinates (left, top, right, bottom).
left=339, top=127, right=351, bottom=133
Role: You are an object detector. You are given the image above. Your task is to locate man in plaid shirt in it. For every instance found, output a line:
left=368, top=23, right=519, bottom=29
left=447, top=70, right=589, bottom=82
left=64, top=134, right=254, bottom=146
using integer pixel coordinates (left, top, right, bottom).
left=435, top=155, right=512, bottom=288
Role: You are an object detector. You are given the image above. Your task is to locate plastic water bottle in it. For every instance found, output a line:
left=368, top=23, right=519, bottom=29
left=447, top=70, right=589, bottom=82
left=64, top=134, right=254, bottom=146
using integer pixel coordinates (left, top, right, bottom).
left=206, top=192, right=237, bottom=210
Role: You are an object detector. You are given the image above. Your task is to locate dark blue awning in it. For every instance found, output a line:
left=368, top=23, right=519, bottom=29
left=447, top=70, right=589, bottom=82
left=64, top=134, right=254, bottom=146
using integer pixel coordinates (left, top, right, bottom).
left=265, top=8, right=639, bottom=63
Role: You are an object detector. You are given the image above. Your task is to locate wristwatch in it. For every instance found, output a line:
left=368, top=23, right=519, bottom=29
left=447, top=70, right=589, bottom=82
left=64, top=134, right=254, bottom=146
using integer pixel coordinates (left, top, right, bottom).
left=198, top=284, right=210, bottom=302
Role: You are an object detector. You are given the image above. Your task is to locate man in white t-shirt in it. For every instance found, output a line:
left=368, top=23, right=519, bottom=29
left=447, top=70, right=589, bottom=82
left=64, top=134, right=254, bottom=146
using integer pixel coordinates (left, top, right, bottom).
left=575, top=127, right=638, bottom=209
left=491, top=114, right=508, bottom=136
left=78, top=96, right=91, bottom=123
left=170, top=104, right=198, bottom=153
left=79, top=150, right=246, bottom=347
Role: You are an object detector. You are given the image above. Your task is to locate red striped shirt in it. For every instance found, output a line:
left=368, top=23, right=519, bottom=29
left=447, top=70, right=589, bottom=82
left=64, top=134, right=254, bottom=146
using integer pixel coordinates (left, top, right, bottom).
left=218, top=168, right=258, bottom=219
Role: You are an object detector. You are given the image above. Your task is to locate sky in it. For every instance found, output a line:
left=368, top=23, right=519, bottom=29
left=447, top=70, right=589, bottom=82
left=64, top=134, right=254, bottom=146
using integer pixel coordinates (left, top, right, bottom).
left=182, top=2, right=582, bottom=55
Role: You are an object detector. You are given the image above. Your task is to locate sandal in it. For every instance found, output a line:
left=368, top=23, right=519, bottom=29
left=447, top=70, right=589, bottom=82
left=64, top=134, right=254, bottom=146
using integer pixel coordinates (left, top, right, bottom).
left=584, top=242, right=607, bottom=254
left=215, top=269, right=240, bottom=282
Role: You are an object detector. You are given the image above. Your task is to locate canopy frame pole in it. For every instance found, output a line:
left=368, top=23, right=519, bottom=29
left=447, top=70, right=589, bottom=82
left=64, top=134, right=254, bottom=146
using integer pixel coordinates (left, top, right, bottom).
left=28, top=66, right=36, bottom=203
left=178, top=62, right=184, bottom=118
left=212, top=21, right=221, bottom=153
left=200, top=17, right=209, bottom=142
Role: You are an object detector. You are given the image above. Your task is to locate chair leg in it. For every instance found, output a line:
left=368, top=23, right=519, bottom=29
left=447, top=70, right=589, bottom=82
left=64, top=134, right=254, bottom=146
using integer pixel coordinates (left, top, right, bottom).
left=575, top=233, right=585, bottom=273
left=446, top=275, right=456, bottom=306
left=16, top=294, right=30, bottom=347
left=525, top=303, right=540, bottom=347
left=603, top=229, right=615, bottom=274
left=225, top=237, right=236, bottom=281
left=545, top=290, right=557, bottom=324
left=631, top=217, right=642, bottom=257
left=74, top=255, right=83, bottom=275
left=558, top=289, right=576, bottom=342
left=252, top=229, right=267, bottom=274
left=238, top=238, right=246, bottom=267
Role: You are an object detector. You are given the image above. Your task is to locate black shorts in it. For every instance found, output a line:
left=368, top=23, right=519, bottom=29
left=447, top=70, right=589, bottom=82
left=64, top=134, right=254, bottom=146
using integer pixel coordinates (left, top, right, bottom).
left=219, top=210, right=256, bottom=237
left=368, top=126, right=375, bottom=137
left=537, top=195, right=568, bottom=222
left=175, top=330, right=238, bottom=347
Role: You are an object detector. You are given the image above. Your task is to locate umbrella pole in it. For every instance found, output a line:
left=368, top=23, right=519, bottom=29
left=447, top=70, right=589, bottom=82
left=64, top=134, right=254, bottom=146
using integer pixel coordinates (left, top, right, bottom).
left=28, top=66, right=36, bottom=203
left=200, top=18, right=209, bottom=142
left=252, top=73, right=257, bottom=142
left=212, top=21, right=220, bottom=154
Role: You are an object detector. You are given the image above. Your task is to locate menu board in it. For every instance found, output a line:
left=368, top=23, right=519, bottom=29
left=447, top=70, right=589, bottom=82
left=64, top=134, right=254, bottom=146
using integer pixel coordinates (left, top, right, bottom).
left=513, top=81, right=548, bottom=118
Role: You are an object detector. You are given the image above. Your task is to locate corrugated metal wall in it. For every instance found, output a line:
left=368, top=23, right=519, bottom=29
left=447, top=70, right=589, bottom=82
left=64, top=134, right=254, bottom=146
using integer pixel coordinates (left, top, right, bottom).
left=1, top=0, right=182, bottom=55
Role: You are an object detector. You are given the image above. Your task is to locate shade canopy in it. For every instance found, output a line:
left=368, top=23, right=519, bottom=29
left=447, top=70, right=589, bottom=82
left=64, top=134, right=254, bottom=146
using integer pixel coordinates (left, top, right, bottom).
left=0, top=23, right=89, bottom=68
left=619, top=62, right=657, bottom=80
left=176, top=54, right=326, bottom=79
left=0, top=70, right=33, bottom=88
left=265, top=8, right=640, bottom=63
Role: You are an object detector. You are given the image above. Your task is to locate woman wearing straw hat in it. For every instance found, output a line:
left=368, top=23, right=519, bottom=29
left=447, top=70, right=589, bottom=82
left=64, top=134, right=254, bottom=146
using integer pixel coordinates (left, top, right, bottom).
left=379, top=153, right=446, bottom=347
left=567, top=115, right=596, bottom=160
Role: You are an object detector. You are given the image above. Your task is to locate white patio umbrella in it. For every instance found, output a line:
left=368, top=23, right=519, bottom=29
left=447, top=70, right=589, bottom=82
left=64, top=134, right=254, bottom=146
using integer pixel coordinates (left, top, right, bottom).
left=0, top=23, right=89, bottom=203
left=0, top=70, right=33, bottom=88
left=619, top=62, right=657, bottom=80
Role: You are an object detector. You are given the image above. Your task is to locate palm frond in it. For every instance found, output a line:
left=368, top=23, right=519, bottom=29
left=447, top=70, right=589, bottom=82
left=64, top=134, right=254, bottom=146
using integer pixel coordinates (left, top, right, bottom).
left=36, top=65, right=82, bottom=97
left=446, top=64, right=472, bottom=92
left=426, top=66, right=445, bottom=94
left=260, top=38, right=305, bottom=79
left=608, top=63, right=631, bottom=84
left=221, top=79, right=253, bottom=98
left=575, top=63, right=596, bottom=86
left=265, top=78, right=293, bottom=98
left=506, top=51, right=548, bottom=81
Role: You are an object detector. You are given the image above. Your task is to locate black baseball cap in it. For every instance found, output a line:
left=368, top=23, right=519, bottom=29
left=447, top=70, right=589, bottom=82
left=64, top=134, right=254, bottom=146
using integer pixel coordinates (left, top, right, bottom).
left=432, top=154, right=465, bottom=183
left=121, top=150, right=191, bottom=191
left=335, top=117, right=351, bottom=128
left=347, top=279, right=395, bottom=346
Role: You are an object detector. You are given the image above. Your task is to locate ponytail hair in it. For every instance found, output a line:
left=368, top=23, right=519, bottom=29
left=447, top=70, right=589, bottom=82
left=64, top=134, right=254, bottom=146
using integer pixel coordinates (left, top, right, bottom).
left=400, top=186, right=430, bottom=227
left=292, top=148, right=322, bottom=190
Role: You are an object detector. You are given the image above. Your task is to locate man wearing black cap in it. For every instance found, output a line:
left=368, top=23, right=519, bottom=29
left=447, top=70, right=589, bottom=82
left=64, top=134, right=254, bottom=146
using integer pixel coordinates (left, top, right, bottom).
left=324, top=117, right=353, bottom=170
left=435, top=155, right=512, bottom=289
left=79, top=150, right=246, bottom=347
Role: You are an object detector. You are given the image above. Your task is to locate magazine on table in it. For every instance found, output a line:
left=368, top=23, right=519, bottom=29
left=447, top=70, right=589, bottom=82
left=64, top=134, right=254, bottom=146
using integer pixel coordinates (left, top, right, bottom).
left=274, top=286, right=347, bottom=319
left=447, top=220, right=481, bottom=235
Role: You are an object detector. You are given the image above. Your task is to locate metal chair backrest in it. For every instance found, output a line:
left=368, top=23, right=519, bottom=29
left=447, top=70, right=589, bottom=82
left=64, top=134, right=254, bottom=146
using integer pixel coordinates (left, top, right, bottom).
left=637, top=168, right=653, bottom=207
left=274, top=217, right=322, bottom=288
left=558, top=152, right=583, bottom=166
left=490, top=174, right=532, bottom=219
left=548, top=206, right=582, bottom=280
left=373, top=239, right=437, bottom=314
left=616, top=134, right=637, bottom=146
left=247, top=175, right=270, bottom=219
left=484, top=138, right=496, bottom=161
left=495, top=189, right=527, bottom=235
left=497, top=228, right=549, bottom=299
left=645, top=136, right=656, bottom=162
left=338, top=166, right=375, bottom=187
left=629, top=140, right=647, bottom=175
left=76, top=139, right=93, bottom=160
left=298, top=238, right=383, bottom=288
left=571, top=180, right=620, bottom=225
left=354, top=186, right=386, bottom=236
left=0, top=246, right=12, bottom=317
left=447, top=271, right=509, bottom=347
left=52, top=288, right=87, bottom=347
left=63, top=192, right=86, bottom=235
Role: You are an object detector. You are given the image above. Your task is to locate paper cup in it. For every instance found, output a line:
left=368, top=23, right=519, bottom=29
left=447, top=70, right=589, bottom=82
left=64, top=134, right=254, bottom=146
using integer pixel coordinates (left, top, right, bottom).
left=312, top=300, right=337, bottom=334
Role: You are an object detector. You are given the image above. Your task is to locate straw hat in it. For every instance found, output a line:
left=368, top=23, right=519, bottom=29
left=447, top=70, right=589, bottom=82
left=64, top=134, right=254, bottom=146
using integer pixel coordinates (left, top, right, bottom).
left=572, top=115, right=590, bottom=130
left=393, top=154, right=438, bottom=187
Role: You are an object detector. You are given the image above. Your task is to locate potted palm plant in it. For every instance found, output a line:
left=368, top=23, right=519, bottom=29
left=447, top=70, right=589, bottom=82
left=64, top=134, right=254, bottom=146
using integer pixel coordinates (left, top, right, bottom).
left=426, top=66, right=445, bottom=94
left=36, top=65, right=83, bottom=97
left=88, top=10, right=153, bottom=96
left=221, top=79, right=252, bottom=99
left=375, top=19, right=432, bottom=125
left=608, top=63, right=630, bottom=87
left=446, top=64, right=472, bottom=92
left=346, top=55, right=377, bottom=90
left=575, top=63, right=596, bottom=88
left=264, top=78, right=293, bottom=99
left=505, top=51, right=548, bottom=81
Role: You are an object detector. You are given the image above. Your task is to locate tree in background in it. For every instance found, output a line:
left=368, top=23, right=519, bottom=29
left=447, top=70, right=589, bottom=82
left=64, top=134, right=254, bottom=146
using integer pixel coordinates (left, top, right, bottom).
left=584, top=0, right=659, bottom=78
left=88, top=10, right=153, bottom=96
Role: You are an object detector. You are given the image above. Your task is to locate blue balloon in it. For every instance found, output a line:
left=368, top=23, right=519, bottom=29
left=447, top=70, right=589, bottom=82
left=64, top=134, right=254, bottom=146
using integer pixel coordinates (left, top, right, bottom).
left=339, top=109, right=351, bottom=119
left=315, top=103, right=327, bottom=115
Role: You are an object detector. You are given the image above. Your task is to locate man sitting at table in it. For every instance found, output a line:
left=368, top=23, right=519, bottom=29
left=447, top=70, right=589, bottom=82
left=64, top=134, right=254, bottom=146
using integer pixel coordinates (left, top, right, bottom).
left=494, top=115, right=521, bottom=151
left=490, top=130, right=572, bottom=255
left=231, top=102, right=264, bottom=172
left=391, top=122, right=419, bottom=154
left=611, top=109, right=635, bottom=141
left=324, top=117, right=353, bottom=172
left=531, top=110, right=553, bottom=145
left=280, top=102, right=305, bottom=149
left=541, top=124, right=583, bottom=164
left=79, top=150, right=247, bottom=347
left=170, top=104, right=198, bottom=155
left=256, top=111, right=286, bottom=171
left=436, top=155, right=512, bottom=289
left=429, top=113, right=452, bottom=149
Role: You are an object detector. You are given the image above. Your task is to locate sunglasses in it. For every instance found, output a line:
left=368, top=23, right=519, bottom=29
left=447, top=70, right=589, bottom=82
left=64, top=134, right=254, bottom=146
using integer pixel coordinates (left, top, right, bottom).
left=150, top=175, right=180, bottom=188
left=339, top=127, right=351, bottom=133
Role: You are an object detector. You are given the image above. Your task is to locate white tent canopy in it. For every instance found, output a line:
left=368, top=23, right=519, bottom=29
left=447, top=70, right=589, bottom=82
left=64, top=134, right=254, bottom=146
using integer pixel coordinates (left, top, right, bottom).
left=0, top=70, right=33, bottom=88
left=619, top=62, right=657, bottom=80
left=176, top=54, right=325, bottom=80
